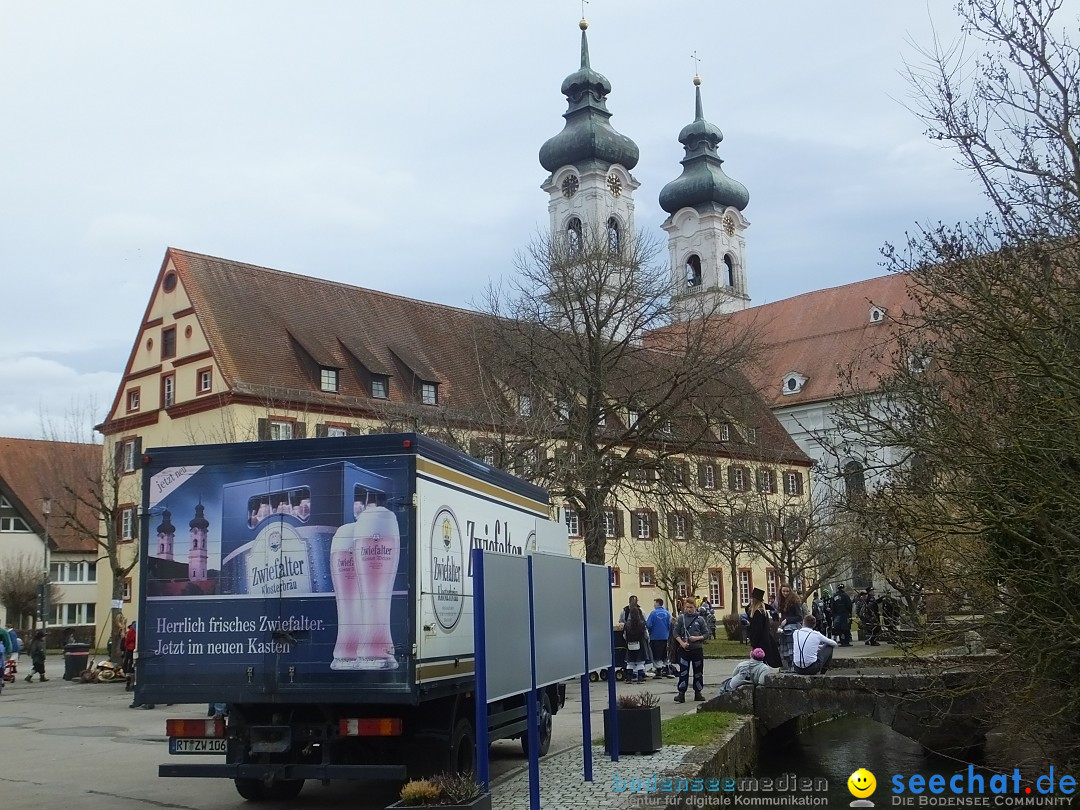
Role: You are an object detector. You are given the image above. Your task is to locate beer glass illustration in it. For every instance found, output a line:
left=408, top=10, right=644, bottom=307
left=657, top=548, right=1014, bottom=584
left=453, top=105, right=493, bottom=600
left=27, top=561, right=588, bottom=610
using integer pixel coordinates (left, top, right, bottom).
left=329, top=521, right=361, bottom=670
left=352, top=495, right=400, bottom=670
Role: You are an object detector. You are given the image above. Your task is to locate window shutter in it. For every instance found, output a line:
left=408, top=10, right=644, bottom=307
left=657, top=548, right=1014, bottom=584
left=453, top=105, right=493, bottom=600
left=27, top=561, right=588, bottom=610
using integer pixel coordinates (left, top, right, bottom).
left=680, top=462, right=690, bottom=487
left=667, top=513, right=676, bottom=539
left=315, top=423, right=328, bottom=438
left=728, top=466, right=737, bottom=491
left=294, top=422, right=307, bottom=439
left=133, top=437, right=142, bottom=464
left=648, top=511, right=658, bottom=539
left=114, top=442, right=123, bottom=472
left=349, top=426, right=363, bottom=436
left=257, top=418, right=270, bottom=441
left=685, top=513, right=693, bottom=538
left=796, top=473, right=804, bottom=495
left=615, top=508, right=624, bottom=537
left=770, top=472, right=778, bottom=494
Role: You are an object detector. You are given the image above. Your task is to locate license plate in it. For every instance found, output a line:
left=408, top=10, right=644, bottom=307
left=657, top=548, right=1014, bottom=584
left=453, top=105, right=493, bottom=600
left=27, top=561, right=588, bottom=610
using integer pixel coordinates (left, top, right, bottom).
left=169, top=737, right=227, bottom=755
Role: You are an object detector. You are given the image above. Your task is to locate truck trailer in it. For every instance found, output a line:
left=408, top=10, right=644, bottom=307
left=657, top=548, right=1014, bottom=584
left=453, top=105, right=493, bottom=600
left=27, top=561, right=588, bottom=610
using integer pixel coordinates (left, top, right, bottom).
left=136, top=433, right=568, bottom=801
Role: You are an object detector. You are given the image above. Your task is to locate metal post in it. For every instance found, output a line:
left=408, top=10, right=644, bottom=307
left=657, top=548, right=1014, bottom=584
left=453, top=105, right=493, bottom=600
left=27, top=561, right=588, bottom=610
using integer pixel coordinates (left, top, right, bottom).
left=525, top=555, right=540, bottom=810
left=41, top=497, right=52, bottom=639
left=580, top=562, right=593, bottom=781
left=472, top=547, right=490, bottom=792
left=607, top=566, right=618, bottom=762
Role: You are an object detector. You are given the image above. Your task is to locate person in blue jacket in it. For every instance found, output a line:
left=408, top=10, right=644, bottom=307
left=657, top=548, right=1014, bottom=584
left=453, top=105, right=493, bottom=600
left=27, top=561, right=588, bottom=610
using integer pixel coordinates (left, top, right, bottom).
left=646, top=598, right=672, bottom=678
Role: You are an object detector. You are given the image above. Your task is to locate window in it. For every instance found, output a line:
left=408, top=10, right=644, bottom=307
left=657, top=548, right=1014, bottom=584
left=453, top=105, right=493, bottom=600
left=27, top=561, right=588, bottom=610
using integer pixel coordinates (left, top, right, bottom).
left=50, top=602, right=96, bottom=626
left=723, top=254, right=735, bottom=286
left=784, top=471, right=804, bottom=496
left=0, top=495, right=8, bottom=507
left=738, top=569, right=752, bottom=608
left=747, top=427, right=758, bottom=444
left=844, top=460, right=867, bottom=500
left=639, top=567, right=654, bottom=587
left=123, top=577, right=133, bottom=602
left=0, top=516, right=30, bottom=532
left=708, top=569, right=724, bottom=609
left=662, top=420, right=673, bottom=435
left=162, top=373, right=175, bottom=407
left=120, top=506, right=136, bottom=542
left=126, top=388, right=140, bottom=412
left=556, top=399, right=570, bottom=421
left=602, top=509, right=617, bottom=539
left=161, top=326, right=176, bottom=359
left=729, top=465, right=749, bottom=492
left=326, top=426, right=348, bottom=438
left=627, top=408, right=640, bottom=428
left=270, top=421, right=293, bottom=441
left=766, top=568, right=779, bottom=605
left=121, top=438, right=138, bottom=472
left=518, top=395, right=532, bottom=417
left=567, top=217, right=582, bottom=252
left=564, top=507, right=580, bottom=538
left=197, top=367, right=213, bottom=394
left=686, top=254, right=702, bottom=287
left=596, top=410, right=606, bottom=427
left=701, top=463, right=716, bottom=490
left=49, top=561, right=97, bottom=583
left=478, top=444, right=496, bottom=466
left=757, top=468, right=777, bottom=494
left=675, top=569, right=692, bottom=599
left=670, top=513, right=687, bottom=541
left=632, top=510, right=656, bottom=540
left=607, top=217, right=620, bottom=254
left=421, top=382, right=438, bottom=405
left=320, top=367, right=339, bottom=393
left=720, top=423, right=730, bottom=441
left=371, top=376, right=389, bottom=399
left=611, top=567, right=621, bottom=588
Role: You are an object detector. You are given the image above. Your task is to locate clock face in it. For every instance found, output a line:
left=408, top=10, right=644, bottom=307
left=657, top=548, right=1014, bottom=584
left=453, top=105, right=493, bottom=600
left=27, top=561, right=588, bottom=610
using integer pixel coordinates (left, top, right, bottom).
left=607, top=174, right=623, bottom=197
left=561, top=175, right=579, bottom=198
left=723, top=216, right=736, bottom=236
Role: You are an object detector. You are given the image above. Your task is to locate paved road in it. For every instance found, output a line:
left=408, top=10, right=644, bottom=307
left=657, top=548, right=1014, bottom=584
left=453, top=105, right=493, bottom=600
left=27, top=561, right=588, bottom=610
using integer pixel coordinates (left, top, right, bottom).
left=0, top=646, right=880, bottom=808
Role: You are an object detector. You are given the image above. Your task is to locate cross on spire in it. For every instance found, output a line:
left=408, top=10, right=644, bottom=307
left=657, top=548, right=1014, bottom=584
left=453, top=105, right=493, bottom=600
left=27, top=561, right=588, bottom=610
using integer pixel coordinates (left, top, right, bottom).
left=691, top=50, right=701, bottom=78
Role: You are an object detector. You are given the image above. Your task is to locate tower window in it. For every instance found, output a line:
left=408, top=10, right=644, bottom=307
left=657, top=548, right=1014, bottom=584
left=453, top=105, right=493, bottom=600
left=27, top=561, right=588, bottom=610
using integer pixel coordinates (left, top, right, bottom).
left=607, top=218, right=620, bottom=254
left=567, top=217, right=583, bottom=253
left=723, top=255, right=735, bottom=287
left=686, top=254, right=702, bottom=287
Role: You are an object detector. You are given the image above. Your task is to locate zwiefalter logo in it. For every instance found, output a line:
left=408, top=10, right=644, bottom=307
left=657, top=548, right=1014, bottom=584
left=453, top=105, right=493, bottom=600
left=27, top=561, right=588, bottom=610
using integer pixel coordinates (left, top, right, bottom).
left=848, top=768, right=877, bottom=807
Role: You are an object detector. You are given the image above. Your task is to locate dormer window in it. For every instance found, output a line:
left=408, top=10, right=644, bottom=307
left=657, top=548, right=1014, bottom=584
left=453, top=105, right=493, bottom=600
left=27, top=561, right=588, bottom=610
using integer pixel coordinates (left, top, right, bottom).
left=420, top=382, right=438, bottom=406
left=686, top=255, right=702, bottom=287
left=723, top=254, right=735, bottom=287
left=627, top=408, right=641, bottom=428
left=371, top=375, right=389, bottom=399
left=869, top=306, right=886, bottom=324
left=782, top=372, right=808, bottom=396
left=320, top=367, right=339, bottom=393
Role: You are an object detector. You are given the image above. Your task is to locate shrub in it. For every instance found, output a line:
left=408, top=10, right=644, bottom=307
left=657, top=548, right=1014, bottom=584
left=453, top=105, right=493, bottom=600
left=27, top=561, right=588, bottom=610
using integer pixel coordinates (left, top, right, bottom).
left=617, top=691, right=660, bottom=710
left=436, top=772, right=483, bottom=803
left=398, top=779, right=442, bottom=806
left=721, top=615, right=743, bottom=641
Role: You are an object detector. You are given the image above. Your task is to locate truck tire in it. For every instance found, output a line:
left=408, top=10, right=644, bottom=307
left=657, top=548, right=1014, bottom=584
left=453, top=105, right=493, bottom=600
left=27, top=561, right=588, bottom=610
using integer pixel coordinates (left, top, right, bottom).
left=449, top=716, right=476, bottom=775
left=234, top=779, right=269, bottom=801
left=270, top=780, right=304, bottom=800
left=520, top=691, right=552, bottom=758
left=233, top=778, right=303, bottom=802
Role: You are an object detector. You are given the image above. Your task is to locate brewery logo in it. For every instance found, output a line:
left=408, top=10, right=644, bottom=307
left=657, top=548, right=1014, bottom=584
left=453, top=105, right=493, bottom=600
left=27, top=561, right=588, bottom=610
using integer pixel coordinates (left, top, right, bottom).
left=430, top=507, right=464, bottom=631
left=251, top=521, right=311, bottom=596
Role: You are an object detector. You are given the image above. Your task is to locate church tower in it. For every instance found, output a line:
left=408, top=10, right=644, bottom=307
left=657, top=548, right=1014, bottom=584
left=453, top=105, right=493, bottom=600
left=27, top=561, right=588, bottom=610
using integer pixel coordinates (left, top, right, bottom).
left=539, top=19, right=640, bottom=254
left=660, top=76, right=751, bottom=321
left=188, top=502, right=209, bottom=582
left=156, top=510, right=175, bottom=560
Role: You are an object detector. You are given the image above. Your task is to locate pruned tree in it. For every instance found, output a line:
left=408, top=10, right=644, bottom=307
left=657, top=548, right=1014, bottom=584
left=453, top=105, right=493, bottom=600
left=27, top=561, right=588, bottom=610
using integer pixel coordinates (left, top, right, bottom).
left=480, top=222, right=760, bottom=565
left=835, top=0, right=1080, bottom=767
left=0, top=555, right=60, bottom=629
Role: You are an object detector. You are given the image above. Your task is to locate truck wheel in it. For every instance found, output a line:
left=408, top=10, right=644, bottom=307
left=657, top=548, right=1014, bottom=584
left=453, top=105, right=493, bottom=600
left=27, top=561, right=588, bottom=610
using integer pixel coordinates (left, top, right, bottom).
left=234, top=779, right=269, bottom=801
left=270, top=780, right=304, bottom=800
left=449, top=717, right=476, bottom=775
left=520, top=691, right=552, bottom=758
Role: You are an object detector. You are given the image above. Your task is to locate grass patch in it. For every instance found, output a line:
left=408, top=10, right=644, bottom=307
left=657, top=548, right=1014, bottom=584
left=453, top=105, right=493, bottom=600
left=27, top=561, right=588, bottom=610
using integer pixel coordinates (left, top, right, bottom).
left=702, top=638, right=751, bottom=658
left=661, top=711, right=737, bottom=745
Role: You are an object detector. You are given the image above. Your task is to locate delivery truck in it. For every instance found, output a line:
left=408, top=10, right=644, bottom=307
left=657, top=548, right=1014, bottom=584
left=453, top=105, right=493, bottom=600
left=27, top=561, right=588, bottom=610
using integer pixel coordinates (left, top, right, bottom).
left=136, top=433, right=569, bottom=801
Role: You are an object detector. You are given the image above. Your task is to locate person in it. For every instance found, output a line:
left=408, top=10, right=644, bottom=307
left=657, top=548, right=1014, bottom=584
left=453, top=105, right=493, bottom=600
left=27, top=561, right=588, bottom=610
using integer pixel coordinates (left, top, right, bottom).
left=622, top=603, right=649, bottom=683
left=673, top=598, right=709, bottom=703
left=723, top=647, right=773, bottom=691
left=617, top=595, right=642, bottom=679
left=792, top=615, right=838, bottom=675
left=822, top=590, right=834, bottom=639
left=617, top=594, right=640, bottom=627
left=812, top=592, right=826, bottom=635
left=646, top=598, right=672, bottom=678
left=861, top=587, right=882, bottom=646
left=63, top=629, right=76, bottom=647
left=746, top=588, right=782, bottom=668
left=123, top=622, right=137, bottom=674
left=830, top=584, right=853, bottom=646
left=698, top=597, right=716, bottom=639
left=0, top=633, right=6, bottom=694
left=776, top=583, right=805, bottom=672
left=26, top=630, right=47, bottom=682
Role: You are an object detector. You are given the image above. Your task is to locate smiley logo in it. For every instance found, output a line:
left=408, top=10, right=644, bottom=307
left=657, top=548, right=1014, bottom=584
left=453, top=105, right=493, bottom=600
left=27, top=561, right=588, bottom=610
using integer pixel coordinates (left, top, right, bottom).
left=848, top=768, right=877, bottom=799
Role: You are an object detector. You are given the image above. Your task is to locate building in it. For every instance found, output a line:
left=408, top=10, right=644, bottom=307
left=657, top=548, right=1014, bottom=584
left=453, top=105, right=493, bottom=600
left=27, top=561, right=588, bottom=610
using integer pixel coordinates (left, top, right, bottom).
left=0, top=438, right=102, bottom=642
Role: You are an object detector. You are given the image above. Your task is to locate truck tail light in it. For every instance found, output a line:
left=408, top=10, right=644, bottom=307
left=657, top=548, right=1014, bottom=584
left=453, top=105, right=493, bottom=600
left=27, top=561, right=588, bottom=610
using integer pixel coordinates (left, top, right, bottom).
left=338, top=718, right=403, bottom=737
left=166, top=718, right=226, bottom=738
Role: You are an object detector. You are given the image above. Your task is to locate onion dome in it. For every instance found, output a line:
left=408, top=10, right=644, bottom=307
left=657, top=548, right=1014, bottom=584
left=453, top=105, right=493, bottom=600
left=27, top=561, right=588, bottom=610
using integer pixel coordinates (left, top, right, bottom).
left=157, top=510, right=175, bottom=535
left=659, top=76, right=749, bottom=214
left=539, top=20, right=639, bottom=172
left=189, top=503, right=209, bottom=531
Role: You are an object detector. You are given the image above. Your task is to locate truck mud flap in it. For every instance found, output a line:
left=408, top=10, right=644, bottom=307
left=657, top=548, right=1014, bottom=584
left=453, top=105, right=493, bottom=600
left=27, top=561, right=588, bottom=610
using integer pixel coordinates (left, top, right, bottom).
left=158, top=763, right=407, bottom=781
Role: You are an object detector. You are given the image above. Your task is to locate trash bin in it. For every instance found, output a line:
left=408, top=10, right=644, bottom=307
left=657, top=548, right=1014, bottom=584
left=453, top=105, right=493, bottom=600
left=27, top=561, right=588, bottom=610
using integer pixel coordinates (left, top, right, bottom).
left=63, top=643, right=90, bottom=681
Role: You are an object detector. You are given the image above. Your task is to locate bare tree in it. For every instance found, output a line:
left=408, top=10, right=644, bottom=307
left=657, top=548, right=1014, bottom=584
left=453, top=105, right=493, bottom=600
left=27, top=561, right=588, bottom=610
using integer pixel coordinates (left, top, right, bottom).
left=480, top=222, right=760, bottom=565
left=0, top=555, right=60, bottom=629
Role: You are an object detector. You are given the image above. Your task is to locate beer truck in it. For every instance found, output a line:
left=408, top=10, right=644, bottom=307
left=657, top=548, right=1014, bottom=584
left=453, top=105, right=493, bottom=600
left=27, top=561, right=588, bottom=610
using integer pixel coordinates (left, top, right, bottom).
left=136, top=433, right=569, bottom=801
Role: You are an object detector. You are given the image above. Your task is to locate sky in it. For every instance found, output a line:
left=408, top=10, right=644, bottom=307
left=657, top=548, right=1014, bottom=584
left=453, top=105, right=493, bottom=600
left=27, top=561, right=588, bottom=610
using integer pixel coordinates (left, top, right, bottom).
left=0, top=1, right=1034, bottom=440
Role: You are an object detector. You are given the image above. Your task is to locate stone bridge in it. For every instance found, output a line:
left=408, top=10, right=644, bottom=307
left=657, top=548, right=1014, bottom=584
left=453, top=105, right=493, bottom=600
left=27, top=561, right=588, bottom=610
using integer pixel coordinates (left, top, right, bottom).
left=705, top=660, right=990, bottom=755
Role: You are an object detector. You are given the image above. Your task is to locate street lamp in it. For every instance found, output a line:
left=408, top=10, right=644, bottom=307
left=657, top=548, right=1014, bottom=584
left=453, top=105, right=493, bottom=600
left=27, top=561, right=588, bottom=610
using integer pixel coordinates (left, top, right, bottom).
left=41, top=497, right=52, bottom=638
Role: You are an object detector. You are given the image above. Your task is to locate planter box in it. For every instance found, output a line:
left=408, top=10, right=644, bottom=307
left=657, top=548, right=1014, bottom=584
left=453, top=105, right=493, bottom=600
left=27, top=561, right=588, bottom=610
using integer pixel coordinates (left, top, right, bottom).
left=386, top=793, right=491, bottom=810
left=603, top=706, right=662, bottom=754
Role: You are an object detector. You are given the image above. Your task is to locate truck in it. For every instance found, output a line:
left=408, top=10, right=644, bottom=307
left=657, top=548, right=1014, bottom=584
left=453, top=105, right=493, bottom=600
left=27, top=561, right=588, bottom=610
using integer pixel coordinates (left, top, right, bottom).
left=136, top=433, right=569, bottom=801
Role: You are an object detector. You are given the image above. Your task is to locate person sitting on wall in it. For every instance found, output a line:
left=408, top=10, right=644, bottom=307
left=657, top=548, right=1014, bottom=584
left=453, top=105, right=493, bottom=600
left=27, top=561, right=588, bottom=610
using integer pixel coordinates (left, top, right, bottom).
left=791, top=615, right=838, bottom=676
left=722, top=647, right=772, bottom=691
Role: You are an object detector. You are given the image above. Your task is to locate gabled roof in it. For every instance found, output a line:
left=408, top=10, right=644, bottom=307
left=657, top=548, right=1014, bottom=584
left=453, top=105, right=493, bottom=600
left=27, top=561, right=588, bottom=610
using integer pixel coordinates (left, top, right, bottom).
left=708, top=273, right=915, bottom=409
left=0, top=437, right=100, bottom=553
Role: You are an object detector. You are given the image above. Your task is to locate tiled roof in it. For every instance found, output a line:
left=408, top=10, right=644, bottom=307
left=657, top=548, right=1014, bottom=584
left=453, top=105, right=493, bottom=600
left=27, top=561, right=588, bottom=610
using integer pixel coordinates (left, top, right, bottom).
left=0, top=437, right=100, bottom=553
left=158, top=248, right=810, bottom=464
left=665, top=273, right=915, bottom=409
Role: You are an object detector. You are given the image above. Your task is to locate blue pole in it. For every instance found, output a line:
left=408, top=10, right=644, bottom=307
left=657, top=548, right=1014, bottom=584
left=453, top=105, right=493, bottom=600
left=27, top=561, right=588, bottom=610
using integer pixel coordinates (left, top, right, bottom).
left=580, top=562, right=593, bottom=782
left=607, top=566, right=619, bottom=762
left=472, top=548, right=490, bottom=792
left=526, top=555, right=541, bottom=810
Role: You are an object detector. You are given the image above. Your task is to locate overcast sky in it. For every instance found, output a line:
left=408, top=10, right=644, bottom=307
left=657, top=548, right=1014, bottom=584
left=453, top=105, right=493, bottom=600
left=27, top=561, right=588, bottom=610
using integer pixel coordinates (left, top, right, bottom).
left=1, top=1, right=1045, bottom=440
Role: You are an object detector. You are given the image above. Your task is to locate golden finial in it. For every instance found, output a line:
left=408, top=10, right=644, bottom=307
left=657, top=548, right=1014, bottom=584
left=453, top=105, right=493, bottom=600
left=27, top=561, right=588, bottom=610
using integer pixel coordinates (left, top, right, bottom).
left=693, top=74, right=702, bottom=86
left=580, top=0, right=589, bottom=29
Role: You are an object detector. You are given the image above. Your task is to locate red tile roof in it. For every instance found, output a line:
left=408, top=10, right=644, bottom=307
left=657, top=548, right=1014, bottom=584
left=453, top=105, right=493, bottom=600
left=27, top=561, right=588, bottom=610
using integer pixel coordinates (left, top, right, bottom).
left=0, top=437, right=100, bottom=553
